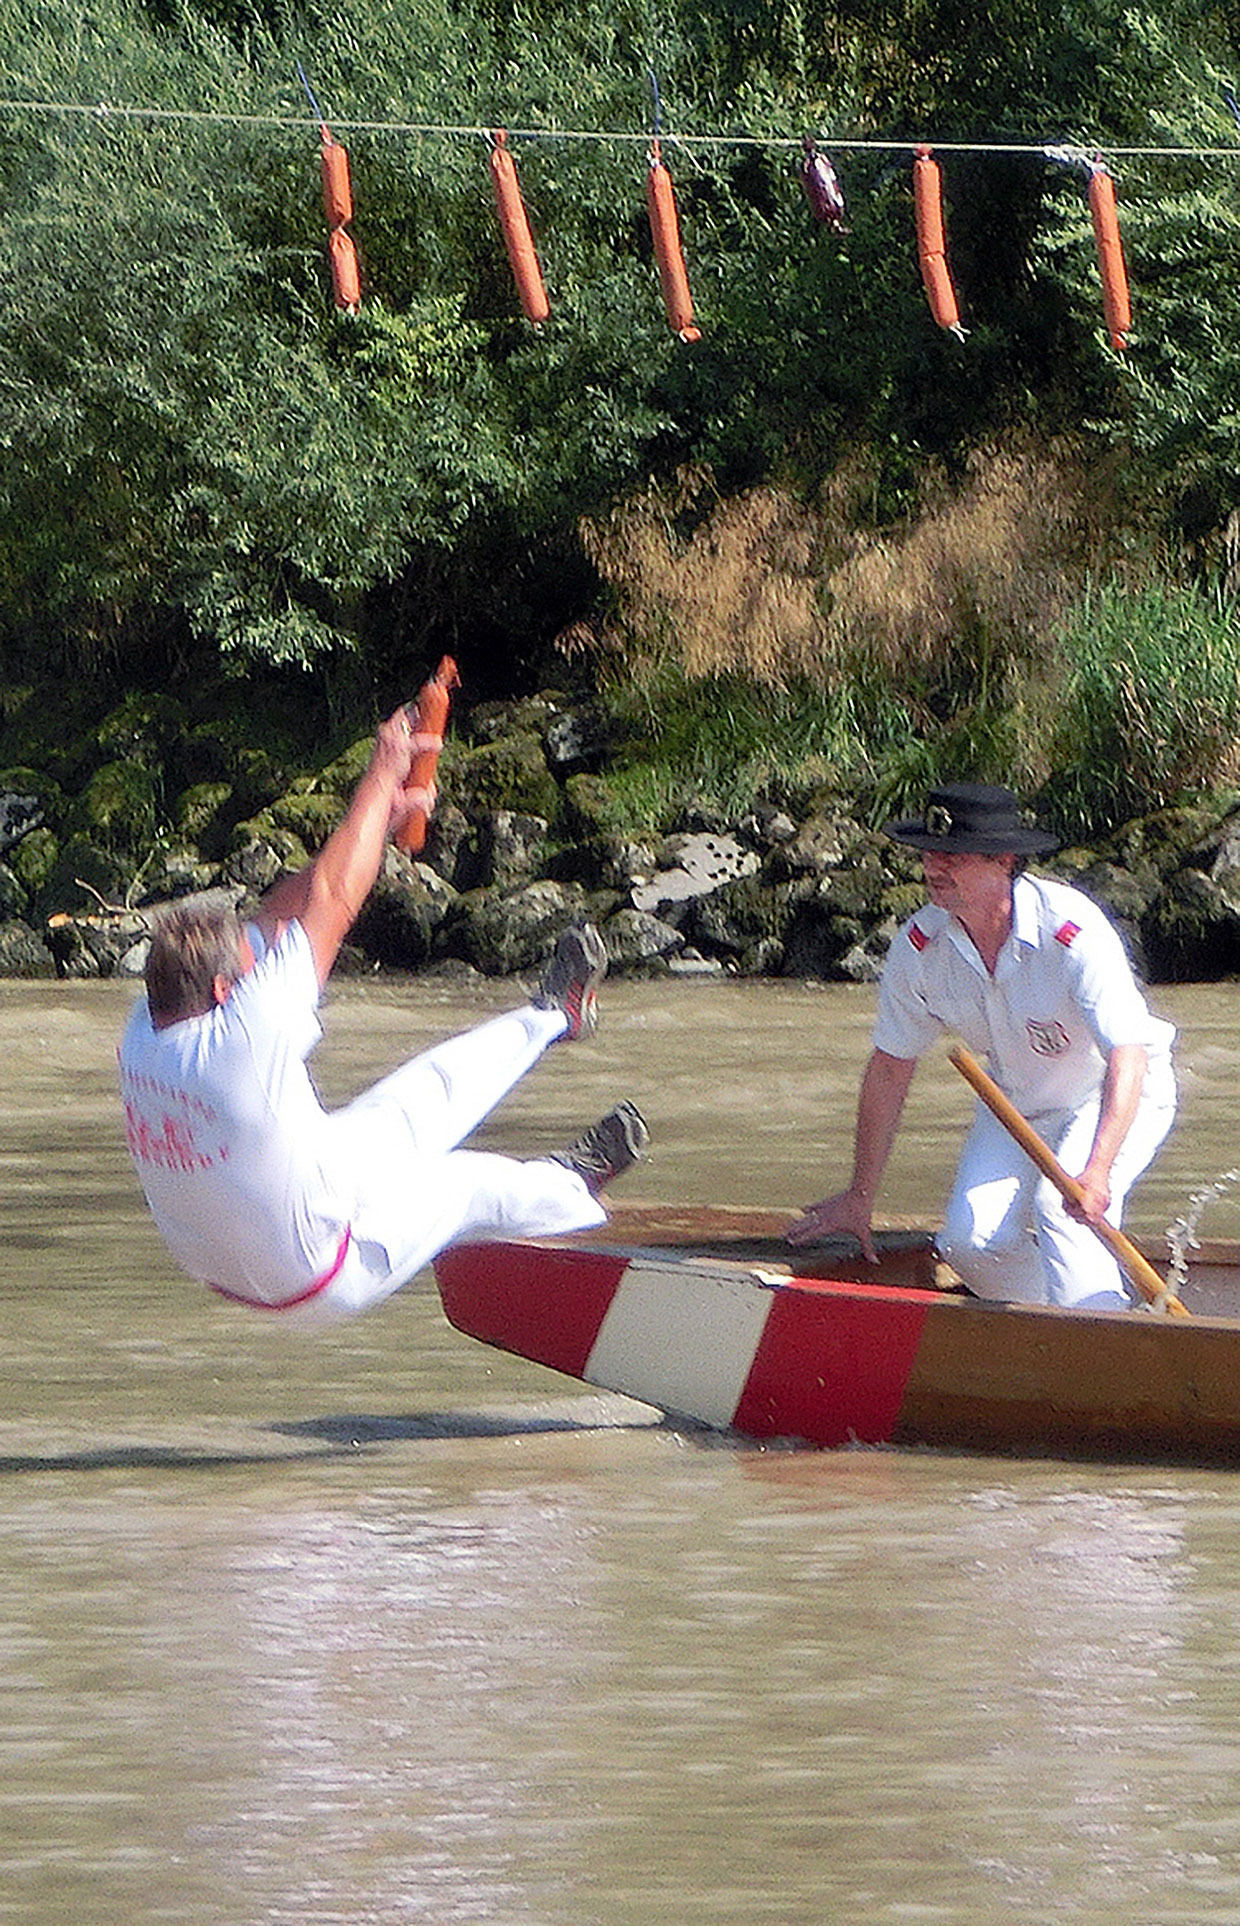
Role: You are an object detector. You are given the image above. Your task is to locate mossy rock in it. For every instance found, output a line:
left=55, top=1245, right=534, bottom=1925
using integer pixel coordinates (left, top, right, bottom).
left=1107, top=804, right=1237, bottom=879
left=8, top=825, right=57, bottom=898
left=95, top=692, right=187, bottom=767
left=448, top=731, right=560, bottom=822
left=878, top=880, right=926, bottom=922
left=0, top=860, right=28, bottom=920
left=268, top=785, right=345, bottom=851
left=466, top=695, right=559, bottom=746
left=227, top=813, right=310, bottom=874
left=173, top=782, right=236, bottom=854
left=447, top=879, right=587, bottom=975
left=684, top=874, right=801, bottom=958
left=563, top=772, right=633, bottom=840
left=69, top=759, right=160, bottom=853
left=320, top=736, right=375, bottom=792
left=228, top=746, right=289, bottom=818
left=0, top=766, right=64, bottom=829
left=0, top=919, right=55, bottom=978
left=1141, top=869, right=1240, bottom=981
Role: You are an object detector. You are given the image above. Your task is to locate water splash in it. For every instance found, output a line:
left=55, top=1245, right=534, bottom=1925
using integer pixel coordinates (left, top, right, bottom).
left=1164, top=1168, right=1240, bottom=1296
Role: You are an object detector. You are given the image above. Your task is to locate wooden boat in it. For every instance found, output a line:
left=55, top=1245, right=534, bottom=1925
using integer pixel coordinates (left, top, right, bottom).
left=433, top=1204, right=1240, bottom=1465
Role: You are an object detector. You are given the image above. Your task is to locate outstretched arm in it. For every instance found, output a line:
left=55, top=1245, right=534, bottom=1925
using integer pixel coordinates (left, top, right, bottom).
left=253, top=706, right=414, bottom=986
left=786, top=1049, right=918, bottom=1261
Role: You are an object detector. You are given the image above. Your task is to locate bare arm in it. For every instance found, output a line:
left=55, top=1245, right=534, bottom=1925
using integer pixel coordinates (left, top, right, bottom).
left=1068, top=1042, right=1148, bottom=1225
left=786, top=1049, right=918, bottom=1261
left=253, top=707, right=414, bottom=986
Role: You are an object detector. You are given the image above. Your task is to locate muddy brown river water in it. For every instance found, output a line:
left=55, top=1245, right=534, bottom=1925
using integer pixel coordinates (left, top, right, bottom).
left=4, top=971, right=1240, bottom=1924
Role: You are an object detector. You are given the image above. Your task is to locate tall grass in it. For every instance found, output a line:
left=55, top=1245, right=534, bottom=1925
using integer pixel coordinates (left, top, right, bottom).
left=1041, top=578, right=1240, bottom=840
left=595, top=660, right=875, bottom=830
left=576, top=451, right=1240, bottom=845
left=577, top=444, right=1100, bottom=834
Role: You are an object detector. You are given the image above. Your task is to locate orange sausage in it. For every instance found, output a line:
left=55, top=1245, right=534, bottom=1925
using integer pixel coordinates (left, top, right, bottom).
left=1088, top=164, right=1131, bottom=351
left=646, top=145, right=701, bottom=342
left=394, top=657, right=461, bottom=856
left=320, top=136, right=354, bottom=228
left=328, top=227, right=361, bottom=312
left=489, top=130, right=550, bottom=325
left=913, top=146, right=965, bottom=338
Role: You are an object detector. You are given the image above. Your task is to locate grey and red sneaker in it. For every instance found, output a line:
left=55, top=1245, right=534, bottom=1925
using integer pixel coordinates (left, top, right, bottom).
left=549, top=1101, right=650, bottom=1195
left=534, top=921, right=607, bottom=1041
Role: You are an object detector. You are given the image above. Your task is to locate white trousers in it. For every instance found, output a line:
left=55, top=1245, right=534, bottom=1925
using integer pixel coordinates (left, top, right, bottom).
left=937, top=1077, right=1176, bottom=1309
left=291, top=1004, right=605, bottom=1324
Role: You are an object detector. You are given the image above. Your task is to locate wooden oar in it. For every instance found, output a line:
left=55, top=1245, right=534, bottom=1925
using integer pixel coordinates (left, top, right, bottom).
left=948, top=1043, right=1190, bottom=1317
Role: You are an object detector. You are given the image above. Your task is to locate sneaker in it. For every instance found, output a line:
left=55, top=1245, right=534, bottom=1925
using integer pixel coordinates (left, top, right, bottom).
left=549, top=1100, right=650, bottom=1196
left=534, top=920, right=607, bottom=1041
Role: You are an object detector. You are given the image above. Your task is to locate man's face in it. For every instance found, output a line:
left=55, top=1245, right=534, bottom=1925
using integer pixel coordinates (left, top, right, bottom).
left=921, top=849, right=1014, bottom=917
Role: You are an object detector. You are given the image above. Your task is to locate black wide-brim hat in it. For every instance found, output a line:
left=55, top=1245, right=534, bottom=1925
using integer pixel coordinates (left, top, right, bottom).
left=884, top=782, right=1060, bottom=855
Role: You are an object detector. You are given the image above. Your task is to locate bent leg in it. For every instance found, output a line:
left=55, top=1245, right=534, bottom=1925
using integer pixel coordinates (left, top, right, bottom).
left=1032, top=1088, right=1176, bottom=1309
left=937, top=1104, right=1047, bottom=1302
left=294, top=1148, right=605, bottom=1323
left=329, top=1004, right=568, bottom=1161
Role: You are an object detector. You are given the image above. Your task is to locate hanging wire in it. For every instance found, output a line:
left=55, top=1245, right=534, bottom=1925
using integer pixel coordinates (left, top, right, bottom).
left=0, top=95, right=1239, bottom=158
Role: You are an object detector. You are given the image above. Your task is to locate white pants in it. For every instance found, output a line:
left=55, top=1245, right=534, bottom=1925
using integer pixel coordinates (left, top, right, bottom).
left=290, top=1004, right=605, bottom=1324
left=937, top=1075, right=1176, bottom=1309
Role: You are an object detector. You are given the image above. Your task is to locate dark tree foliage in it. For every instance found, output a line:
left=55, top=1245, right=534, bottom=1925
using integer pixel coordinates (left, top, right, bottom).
left=0, top=0, right=1236, bottom=695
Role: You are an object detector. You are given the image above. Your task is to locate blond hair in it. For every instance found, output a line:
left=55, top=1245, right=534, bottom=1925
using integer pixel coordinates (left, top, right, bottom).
left=146, top=900, right=247, bottom=1024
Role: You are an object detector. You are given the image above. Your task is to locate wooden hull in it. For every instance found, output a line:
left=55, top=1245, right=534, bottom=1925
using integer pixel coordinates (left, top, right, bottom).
left=432, top=1205, right=1240, bottom=1465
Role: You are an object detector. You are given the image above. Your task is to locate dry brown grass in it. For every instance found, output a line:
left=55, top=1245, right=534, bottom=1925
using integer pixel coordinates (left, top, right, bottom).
left=570, top=442, right=1111, bottom=693
left=576, top=466, right=831, bottom=683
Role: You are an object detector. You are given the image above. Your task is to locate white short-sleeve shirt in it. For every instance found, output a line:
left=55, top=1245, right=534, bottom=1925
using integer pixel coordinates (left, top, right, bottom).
left=872, top=873, right=1175, bottom=1122
left=118, top=921, right=352, bottom=1303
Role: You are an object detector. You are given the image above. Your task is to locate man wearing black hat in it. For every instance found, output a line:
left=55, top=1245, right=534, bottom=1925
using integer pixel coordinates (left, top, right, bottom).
left=788, top=783, right=1176, bottom=1309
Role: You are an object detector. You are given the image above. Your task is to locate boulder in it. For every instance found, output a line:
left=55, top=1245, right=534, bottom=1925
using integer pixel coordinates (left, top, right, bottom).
left=0, top=789, right=43, bottom=856
left=352, top=848, right=458, bottom=970
left=1142, top=866, right=1240, bottom=981
left=543, top=700, right=609, bottom=773
left=423, top=802, right=476, bottom=889
left=448, top=730, right=560, bottom=822
left=447, top=879, right=589, bottom=975
left=631, top=831, right=760, bottom=914
left=70, top=758, right=159, bottom=854
left=682, top=874, right=803, bottom=972
left=475, top=811, right=549, bottom=890
left=602, top=907, right=684, bottom=970
left=8, top=824, right=57, bottom=901
left=0, top=919, right=54, bottom=977
left=222, top=819, right=310, bottom=895
left=35, top=836, right=131, bottom=925
left=0, top=860, right=28, bottom=921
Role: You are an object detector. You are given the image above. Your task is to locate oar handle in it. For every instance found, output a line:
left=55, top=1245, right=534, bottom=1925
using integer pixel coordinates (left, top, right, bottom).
left=948, top=1044, right=1190, bottom=1317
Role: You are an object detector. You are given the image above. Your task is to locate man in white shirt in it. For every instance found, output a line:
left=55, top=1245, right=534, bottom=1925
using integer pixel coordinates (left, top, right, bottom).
left=119, top=703, right=647, bottom=1322
left=788, top=783, right=1176, bottom=1309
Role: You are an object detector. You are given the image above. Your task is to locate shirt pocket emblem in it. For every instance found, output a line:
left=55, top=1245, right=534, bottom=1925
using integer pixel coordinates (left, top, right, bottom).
left=1026, top=1018, right=1071, bottom=1057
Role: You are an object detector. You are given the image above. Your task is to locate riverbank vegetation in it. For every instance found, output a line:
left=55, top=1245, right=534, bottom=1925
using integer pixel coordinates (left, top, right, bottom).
left=2, top=0, right=1240, bottom=881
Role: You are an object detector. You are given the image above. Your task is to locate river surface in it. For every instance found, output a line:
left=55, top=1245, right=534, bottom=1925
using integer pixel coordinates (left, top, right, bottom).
left=4, top=971, right=1240, bottom=1926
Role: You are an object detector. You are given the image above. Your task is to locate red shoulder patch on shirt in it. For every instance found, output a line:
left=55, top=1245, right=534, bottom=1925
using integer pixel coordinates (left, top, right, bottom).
left=1054, top=920, right=1081, bottom=946
left=908, top=921, right=929, bottom=952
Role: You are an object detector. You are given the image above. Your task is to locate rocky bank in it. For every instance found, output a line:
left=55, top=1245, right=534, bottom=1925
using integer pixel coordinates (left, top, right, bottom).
left=4, top=686, right=1240, bottom=987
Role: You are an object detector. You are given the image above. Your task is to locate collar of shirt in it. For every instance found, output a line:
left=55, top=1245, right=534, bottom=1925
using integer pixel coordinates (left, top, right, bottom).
left=932, top=873, right=1038, bottom=982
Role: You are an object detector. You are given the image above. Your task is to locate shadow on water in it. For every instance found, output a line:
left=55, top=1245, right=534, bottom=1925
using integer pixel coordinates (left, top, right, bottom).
left=0, top=1401, right=674, bottom=1476
left=0, top=1442, right=345, bottom=1475
left=269, top=1406, right=670, bottom=1447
